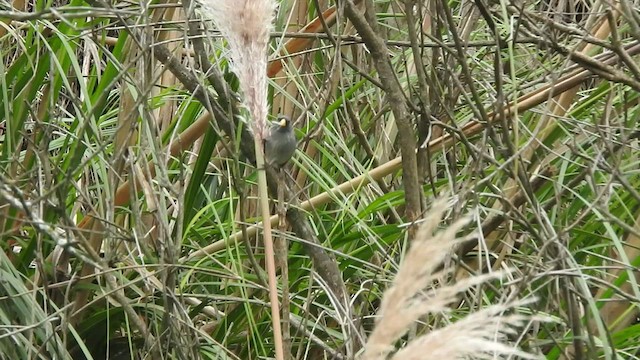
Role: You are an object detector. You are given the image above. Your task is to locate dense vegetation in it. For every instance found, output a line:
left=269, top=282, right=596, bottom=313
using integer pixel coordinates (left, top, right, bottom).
left=1, top=0, right=639, bottom=359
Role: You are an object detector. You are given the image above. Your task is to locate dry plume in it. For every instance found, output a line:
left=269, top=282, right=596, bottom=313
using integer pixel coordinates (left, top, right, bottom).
left=361, top=199, right=540, bottom=360
left=197, top=0, right=276, bottom=137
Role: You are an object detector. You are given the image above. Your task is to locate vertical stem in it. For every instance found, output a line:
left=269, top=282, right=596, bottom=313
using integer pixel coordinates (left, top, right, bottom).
left=254, top=136, right=285, bottom=360
left=344, top=0, right=424, bottom=236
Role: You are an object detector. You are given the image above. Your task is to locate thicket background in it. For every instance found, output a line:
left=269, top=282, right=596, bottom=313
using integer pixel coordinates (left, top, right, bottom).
left=1, top=0, right=639, bottom=359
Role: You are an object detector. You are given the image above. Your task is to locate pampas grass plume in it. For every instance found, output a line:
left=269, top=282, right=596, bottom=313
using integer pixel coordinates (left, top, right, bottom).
left=197, top=0, right=276, bottom=138
left=361, top=199, right=540, bottom=360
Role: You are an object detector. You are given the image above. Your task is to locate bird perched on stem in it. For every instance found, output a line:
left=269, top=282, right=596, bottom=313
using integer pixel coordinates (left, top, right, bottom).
left=264, top=115, right=296, bottom=168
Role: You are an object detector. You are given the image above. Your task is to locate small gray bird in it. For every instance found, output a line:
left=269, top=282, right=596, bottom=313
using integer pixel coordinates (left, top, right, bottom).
left=264, top=115, right=296, bottom=168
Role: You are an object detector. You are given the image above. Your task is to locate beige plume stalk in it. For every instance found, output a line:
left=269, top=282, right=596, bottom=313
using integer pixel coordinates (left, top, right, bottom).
left=198, top=0, right=276, bottom=138
left=197, top=1, right=284, bottom=359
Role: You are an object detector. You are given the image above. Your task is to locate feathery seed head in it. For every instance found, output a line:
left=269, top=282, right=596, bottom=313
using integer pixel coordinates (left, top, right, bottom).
left=197, top=0, right=277, bottom=139
left=360, top=198, right=540, bottom=360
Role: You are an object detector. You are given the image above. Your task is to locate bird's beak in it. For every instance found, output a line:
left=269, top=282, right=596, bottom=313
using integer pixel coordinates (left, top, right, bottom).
left=279, top=118, right=287, bottom=127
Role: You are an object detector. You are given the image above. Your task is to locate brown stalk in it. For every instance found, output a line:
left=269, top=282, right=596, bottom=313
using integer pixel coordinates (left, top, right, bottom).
left=343, top=0, right=424, bottom=239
